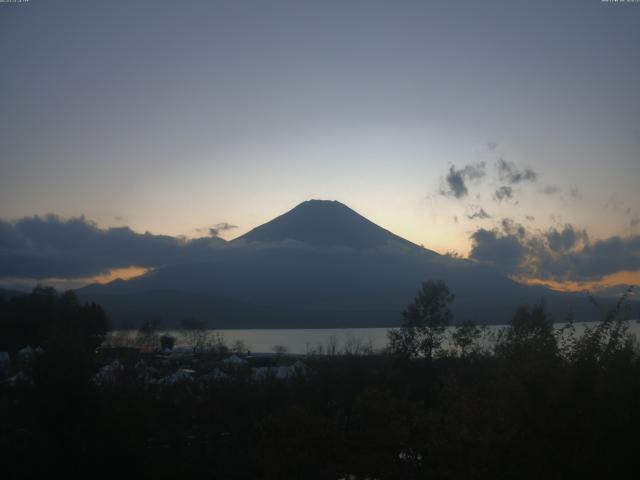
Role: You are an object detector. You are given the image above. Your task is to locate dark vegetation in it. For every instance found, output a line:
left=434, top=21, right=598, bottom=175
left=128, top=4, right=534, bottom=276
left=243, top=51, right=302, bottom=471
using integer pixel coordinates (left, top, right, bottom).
left=1, top=283, right=639, bottom=479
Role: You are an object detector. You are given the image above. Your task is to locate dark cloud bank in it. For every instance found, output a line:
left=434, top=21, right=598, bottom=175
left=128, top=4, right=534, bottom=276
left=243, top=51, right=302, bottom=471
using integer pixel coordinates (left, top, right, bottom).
left=1, top=213, right=637, bottom=287
left=0, top=215, right=225, bottom=279
left=1, top=207, right=636, bottom=328
left=470, top=221, right=640, bottom=282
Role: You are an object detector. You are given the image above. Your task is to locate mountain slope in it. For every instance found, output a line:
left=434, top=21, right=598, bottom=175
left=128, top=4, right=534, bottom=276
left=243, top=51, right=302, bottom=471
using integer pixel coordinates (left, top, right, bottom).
left=77, top=200, right=618, bottom=327
left=237, top=200, right=427, bottom=251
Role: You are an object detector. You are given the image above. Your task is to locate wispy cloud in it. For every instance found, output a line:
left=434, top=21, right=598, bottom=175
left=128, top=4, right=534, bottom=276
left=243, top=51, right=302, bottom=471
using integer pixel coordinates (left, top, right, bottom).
left=496, top=158, right=537, bottom=184
left=493, top=185, right=513, bottom=202
left=540, top=185, right=561, bottom=195
left=439, top=162, right=486, bottom=199
left=466, top=206, right=492, bottom=220
left=209, top=222, right=238, bottom=237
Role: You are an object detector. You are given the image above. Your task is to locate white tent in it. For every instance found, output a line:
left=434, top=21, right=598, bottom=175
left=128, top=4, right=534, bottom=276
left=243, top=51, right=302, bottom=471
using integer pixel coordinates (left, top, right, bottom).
left=221, top=354, right=248, bottom=365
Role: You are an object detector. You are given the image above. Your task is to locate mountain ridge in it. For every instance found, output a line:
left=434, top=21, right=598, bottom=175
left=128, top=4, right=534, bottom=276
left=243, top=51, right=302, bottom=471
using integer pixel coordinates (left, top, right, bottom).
left=236, top=199, right=430, bottom=252
left=76, top=200, right=620, bottom=327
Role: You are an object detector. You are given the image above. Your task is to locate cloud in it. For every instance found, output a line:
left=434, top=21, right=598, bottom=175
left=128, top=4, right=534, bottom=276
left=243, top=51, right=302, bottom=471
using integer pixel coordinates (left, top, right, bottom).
left=569, top=188, right=582, bottom=201
left=438, top=157, right=539, bottom=203
left=441, top=166, right=468, bottom=198
left=469, top=222, right=640, bottom=282
left=496, top=158, right=537, bottom=184
left=541, top=185, right=561, bottom=195
left=466, top=207, right=492, bottom=220
left=493, top=185, right=513, bottom=202
left=500, top=218, right=526, bottom=238
left=0, top=215, right=226, bottom=279
left=439, top=162, right=486, bottom=199
left=565, top=236, right=640, bottom=280
left=604, top=195, right=625, bottom=212
left=462, top=162, right=487, bottom=181
left=209, top=222, right=238, bottom=237
left=469, top=228, right=527, bottom=274
left=545, top=225, right=588, bottom=252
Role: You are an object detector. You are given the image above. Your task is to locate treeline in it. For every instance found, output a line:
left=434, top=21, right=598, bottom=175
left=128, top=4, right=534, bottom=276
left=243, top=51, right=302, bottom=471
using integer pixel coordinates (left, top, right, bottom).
left=0, top=286, right=108, bottom=354
left=1, top=284, right=639, bottom=478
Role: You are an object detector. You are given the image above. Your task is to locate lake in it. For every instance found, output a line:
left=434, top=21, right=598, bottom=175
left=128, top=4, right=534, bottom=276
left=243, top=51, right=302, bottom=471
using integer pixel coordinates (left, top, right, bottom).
left=112, top=320, right=640, bottom=354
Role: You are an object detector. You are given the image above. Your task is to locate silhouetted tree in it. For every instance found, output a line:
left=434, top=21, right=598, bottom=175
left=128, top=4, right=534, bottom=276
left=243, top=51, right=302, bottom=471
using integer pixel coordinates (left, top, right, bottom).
left=451, top=320, right=482, bottom=357
left=571, top=286, right=636, bottom=367
left=136, top=316, right=162, bottom=351
left=159, top=334, right=176, bottom=351
left=495, top=302, right=557, bottom=361
left=179, top=318, right=210, bottom=352
left=231, top=339, right=249, bottom=353
left=387, top=280, right=454, bottom=359
left=273, top=344, right=288, bottom=356
left=0, top=286, right=108, bottom=354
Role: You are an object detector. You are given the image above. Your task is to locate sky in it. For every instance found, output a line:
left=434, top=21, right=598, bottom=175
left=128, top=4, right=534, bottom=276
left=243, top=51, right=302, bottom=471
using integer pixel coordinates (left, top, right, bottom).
left=1, top=0, right=639, bottom=289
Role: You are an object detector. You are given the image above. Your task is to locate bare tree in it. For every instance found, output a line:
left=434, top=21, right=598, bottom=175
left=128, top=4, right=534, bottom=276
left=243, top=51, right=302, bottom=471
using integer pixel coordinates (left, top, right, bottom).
left=137, top=316, right=161, bottom=352
left=179, top=318, right=211, bottom=353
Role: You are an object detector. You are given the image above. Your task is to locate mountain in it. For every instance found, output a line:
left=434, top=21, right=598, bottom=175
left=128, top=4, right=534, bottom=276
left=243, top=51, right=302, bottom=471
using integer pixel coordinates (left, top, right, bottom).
left=77, top=200, right=615, bottom=328
left=237, top=200, right=425, bottom=251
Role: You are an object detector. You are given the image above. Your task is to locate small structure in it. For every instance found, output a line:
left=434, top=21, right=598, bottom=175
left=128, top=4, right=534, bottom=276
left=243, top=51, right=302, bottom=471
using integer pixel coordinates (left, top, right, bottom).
left=96, top=347, right=140, bottom=364
left=6, top=371, right=33, bottom=387
left=199, top=368, right=229, bottom=383
left=250, top=360, right=308, bottom=382
left=221, top=354, right=248, bottom=366
left=18, top=346, right=34, bottom=359
left=135, top=360, right=160, bottom=385
left=92, top=360, right=124, bottom=386
left=157, top=368, right=195, bottom=385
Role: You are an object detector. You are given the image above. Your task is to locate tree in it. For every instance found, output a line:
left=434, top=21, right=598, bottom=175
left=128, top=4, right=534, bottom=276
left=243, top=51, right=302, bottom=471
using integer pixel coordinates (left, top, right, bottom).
left=388, top=280, right=454, bottom=359
left=159, top=334, right=176, bottom=351
left=570, top=286, right=637, bottom=366
left=0, top=286, right=108, bottom=353
left=231, top=339, right=249, bottom=354
left=495, top=302, right=557, bottom=362
left=451, top=320, right=482, bottom=357
left=137, top=316, right=161, bottom=352
left=272, top=344, right=289, bottom=356
left=179, top=318, right=210, bottom=353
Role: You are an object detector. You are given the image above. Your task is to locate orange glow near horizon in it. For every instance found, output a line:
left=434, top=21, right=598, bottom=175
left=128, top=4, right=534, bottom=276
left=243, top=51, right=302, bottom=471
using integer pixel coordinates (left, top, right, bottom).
left=513, top=270, right=640, bottom=293
left=88, top=266, right=151, bottom=284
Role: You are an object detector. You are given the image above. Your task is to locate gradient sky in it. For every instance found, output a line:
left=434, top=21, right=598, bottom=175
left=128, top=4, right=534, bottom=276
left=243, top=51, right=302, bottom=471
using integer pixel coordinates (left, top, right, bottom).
left=1, top=0, right=639, bottom=275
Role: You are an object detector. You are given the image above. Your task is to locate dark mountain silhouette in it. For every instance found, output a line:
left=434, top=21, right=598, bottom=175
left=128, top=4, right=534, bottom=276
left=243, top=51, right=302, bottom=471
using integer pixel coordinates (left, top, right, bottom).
left=237, top=200, right=426, bottom=251
left=77, top=200, right=620, bottom=328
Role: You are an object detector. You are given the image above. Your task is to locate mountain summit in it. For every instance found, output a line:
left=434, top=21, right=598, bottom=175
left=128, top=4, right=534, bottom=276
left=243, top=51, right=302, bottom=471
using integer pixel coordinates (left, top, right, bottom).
left=236, top=200, right=421, bottom=250
left=78, top=200, right=609, bottom=328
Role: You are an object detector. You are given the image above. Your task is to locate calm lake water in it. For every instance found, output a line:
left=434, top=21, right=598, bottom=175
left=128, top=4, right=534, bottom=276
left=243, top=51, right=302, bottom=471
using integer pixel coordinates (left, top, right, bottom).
left=113, top=321, right=640, bottom=355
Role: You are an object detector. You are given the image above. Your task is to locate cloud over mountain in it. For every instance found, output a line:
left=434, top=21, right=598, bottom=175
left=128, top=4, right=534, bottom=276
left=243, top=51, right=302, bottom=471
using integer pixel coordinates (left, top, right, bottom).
left=0, top=201, right=426, bottom=282
left=469, top=221, right=640, bottom=282
left=0, top=215, right=225, bottom=279
left=209, top=222, right=238, bottom=237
